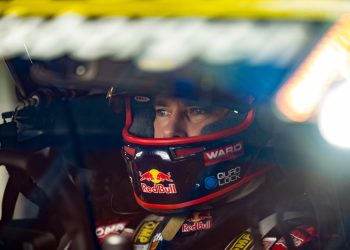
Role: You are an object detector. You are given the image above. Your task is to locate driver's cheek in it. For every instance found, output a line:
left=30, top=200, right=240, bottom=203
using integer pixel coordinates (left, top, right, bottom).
left=154, top=115, right=189, bottom=138
left=186, top=124, right=203, bottom=137
left=186, top=119, right=210, bottom=137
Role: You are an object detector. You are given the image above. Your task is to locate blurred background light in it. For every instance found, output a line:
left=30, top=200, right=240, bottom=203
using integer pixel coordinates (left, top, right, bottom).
left=275, top=14, right=350, bottom=122
left=318, top=80, right=350, bottom=149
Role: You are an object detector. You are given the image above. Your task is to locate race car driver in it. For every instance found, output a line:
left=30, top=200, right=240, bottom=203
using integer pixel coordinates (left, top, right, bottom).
left=118, top=71, right=344, bottom=250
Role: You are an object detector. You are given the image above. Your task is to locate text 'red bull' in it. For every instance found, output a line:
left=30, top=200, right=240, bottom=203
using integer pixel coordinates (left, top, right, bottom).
left=139, top=169, right=177, bottom=194
left=182, top=212, right=212, bottom=232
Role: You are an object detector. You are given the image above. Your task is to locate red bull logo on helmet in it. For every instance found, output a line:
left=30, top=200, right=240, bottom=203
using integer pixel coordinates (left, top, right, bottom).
left=139, top=169, right=173, bottom=184
left=139, top=169, right=177, bottom=194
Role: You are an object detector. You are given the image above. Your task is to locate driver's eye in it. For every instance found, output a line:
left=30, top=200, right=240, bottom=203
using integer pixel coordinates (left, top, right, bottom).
left=188, top=107, right=209, bottom=116
left=155, top=108, right=170, bottom=117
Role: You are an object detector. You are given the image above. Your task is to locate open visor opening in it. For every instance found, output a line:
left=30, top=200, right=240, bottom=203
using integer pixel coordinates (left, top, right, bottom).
left=122, top=96, right=255, bottom=146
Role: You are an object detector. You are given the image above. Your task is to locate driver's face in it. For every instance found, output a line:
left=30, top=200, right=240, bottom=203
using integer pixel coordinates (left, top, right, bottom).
left=154, top=96, right=229, bottom=138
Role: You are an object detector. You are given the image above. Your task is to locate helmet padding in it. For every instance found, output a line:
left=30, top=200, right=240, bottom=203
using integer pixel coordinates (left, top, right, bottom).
left=201, top=110, right=247, bottom=135
left=129, top=107, right=155, bottom=138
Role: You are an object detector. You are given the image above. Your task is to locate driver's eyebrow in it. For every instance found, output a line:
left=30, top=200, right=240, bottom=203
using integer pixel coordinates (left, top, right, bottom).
left=154, top=97, right=193, bottom=107
left=155, top=98, right=214, bottom=109
left=154, top=98, right=170, bottom=106
left=183, top=100, right=214, bottom=109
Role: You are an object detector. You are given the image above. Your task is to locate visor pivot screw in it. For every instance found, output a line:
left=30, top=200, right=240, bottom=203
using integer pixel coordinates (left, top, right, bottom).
left=75, top=65, right=86, bottom=76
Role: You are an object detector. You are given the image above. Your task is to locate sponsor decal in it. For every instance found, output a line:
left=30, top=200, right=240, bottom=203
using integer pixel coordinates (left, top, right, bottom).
left=204, top=176, right=218, bottom=190
left=134, top=96, right=151, bottom=102
left=289, top=226, right=317, bottom=247
left=217, top=166, right=241, bottom=186
left=141, top=183, right=177, bottom=194
left=271, top=225, right=317, bottom=249
left=262, top=237, right=277, bottom=250
left=134, top=221, right=160, bottom=244
left=204, top=142, right=244, bottom=166
left=272, top=239, right=287, bottom=250
left=150, top=233, right=163, bottom=250
left=181, top=212, right=212, bottom=233
left=139, top=169, right=173, bottom=183
left=226, top=232, right=253, bottom=250
left=139, top=169, right=177, bottom=194
left=96, top=222, right=126, bottom=239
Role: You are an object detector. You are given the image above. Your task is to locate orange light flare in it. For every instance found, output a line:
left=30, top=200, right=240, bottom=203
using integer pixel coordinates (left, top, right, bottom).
left=275, top=14, right=350, bottom=123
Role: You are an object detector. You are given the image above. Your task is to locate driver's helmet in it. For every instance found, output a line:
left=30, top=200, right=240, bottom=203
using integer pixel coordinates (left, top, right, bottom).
left=120, top=68, right=275, bottom=214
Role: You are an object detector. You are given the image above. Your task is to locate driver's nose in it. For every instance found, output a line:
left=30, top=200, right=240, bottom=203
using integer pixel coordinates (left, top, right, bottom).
left=158, top=113, right=188, bottom=138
